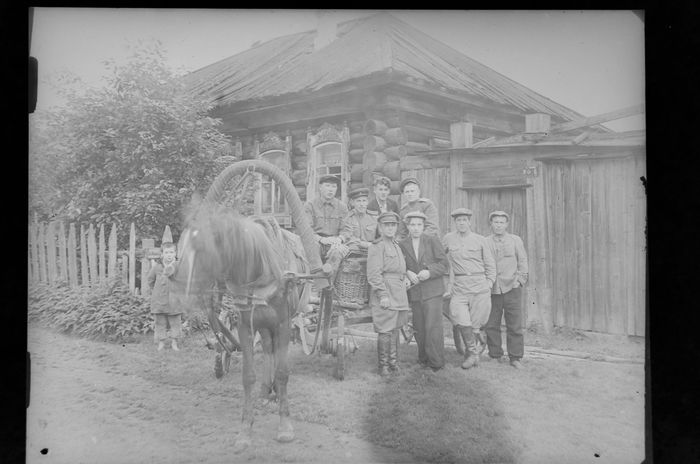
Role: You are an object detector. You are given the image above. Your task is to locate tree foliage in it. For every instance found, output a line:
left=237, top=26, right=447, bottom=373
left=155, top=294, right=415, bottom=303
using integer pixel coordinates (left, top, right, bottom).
left=29, top=41, right=233, bottom=242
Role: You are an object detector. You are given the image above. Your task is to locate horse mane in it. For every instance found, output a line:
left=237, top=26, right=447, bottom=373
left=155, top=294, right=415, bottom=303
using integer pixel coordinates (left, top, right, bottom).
left=189, top=204, right=283, bottom=297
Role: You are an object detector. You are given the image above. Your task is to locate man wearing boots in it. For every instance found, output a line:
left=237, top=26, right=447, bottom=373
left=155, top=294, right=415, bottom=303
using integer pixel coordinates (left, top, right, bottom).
left=399, top=211, right=448, bottom=371
left=367, top=211, right=410, bottom=376
left=442, top=208, right=496, bottom=369
left=485, top=211, right=529, bottom=369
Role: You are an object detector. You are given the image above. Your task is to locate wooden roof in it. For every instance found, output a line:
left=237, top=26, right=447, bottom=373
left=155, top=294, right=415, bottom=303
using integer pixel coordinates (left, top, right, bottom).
left=183, top=13, right=585, bottom=121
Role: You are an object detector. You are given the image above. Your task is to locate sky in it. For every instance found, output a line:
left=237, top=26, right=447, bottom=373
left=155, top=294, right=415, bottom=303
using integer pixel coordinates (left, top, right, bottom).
left=31, top=9, right=645, bottom=132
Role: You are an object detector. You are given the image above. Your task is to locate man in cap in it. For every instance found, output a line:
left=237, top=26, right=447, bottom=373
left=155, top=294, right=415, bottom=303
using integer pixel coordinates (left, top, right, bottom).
left=398, top=210, right=448, bottom=371
left=303, top=174, right=349, bottom=271
left=367, top=211, right=410, bottom=376
left=442, top=207, right=496, bottom=369
left=324, top=187, right=378, bottom=272
left=367, top=175, right=400, bottom=215
left=484, top=211, right=529, bottom=369
left=340, top=187, right=379, bottom=252
left=397, top=177, right=440, bottom=240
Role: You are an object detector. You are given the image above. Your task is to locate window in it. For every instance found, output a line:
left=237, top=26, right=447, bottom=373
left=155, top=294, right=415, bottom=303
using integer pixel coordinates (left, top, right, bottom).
left=306, top=123, right=350, bottom=203
left=253, top=133, right=292, bottom=227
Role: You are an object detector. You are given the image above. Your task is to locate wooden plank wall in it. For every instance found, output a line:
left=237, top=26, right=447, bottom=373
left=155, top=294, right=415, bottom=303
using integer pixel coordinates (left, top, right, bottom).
left=453, top=188, right=528, bottom=241
left=543, top=155, right=646, bottom=336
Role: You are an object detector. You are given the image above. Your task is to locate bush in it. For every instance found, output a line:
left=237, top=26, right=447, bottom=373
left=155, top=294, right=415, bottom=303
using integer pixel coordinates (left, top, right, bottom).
left=28, top=279, right=153, bottom=342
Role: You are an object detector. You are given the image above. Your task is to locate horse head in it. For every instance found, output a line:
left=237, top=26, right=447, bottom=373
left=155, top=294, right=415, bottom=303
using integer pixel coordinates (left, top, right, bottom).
left=170, top=203, right=284, bottom=310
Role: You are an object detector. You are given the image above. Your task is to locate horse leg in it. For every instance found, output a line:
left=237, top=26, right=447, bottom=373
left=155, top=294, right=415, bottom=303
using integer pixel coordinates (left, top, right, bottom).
left=259, top=327, right=276, bottom=402
left=274, top=318, right=294, bottom=443
left=233, top=310, right=255, bottom=452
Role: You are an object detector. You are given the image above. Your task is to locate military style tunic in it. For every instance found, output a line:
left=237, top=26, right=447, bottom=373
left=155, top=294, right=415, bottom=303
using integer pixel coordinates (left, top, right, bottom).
left=398, top=198, right=440, bottom=239
left=340, top=209, right=378, bottom=250
left=304, top=196, right=349, bottom=240
left=367, top=238, right=410, bottom=333
left=442, top=231, right=496, bottom=327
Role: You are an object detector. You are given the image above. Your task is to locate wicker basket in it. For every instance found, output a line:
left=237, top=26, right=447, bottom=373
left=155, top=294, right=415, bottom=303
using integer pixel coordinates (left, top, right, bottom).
left=335, top=255, right=369, bottom=306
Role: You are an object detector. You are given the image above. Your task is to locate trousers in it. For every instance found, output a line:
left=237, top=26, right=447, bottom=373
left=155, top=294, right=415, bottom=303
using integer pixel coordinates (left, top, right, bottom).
left=410, top=295, right=445, bottom=369
left=485, top=288, right=524, bottom=360
left=153, top=313, right=182, bottom=342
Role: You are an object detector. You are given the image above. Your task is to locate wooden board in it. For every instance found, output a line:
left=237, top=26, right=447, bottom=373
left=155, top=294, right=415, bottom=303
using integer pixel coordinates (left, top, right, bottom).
left=463, top=159, right=530, bottom=189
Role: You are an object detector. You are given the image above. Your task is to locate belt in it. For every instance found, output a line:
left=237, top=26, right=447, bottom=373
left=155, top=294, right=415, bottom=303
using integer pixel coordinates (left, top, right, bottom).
left=383, top=273, right=405, bottom=278
left=453, top=272, right=484, bottom=277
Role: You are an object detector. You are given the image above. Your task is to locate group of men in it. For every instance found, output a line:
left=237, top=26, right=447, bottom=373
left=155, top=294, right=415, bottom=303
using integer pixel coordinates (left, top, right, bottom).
left=303, top=173, right=529, bottom=372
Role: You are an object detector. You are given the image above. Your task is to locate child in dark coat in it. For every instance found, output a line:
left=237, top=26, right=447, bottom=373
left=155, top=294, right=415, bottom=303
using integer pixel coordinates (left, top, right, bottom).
left=147, top=242, right=182, bottom=351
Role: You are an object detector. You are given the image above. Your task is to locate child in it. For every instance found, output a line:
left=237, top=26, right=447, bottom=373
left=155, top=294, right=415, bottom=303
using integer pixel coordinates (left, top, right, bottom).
left=147, top=242, right=182, bottom=351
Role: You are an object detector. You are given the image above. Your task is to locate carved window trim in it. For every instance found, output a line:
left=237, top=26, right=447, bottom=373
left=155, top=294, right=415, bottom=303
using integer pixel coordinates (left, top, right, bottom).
left=253, top=132, right=293, bottom=227
left=306, top=122, right=350, bottom=204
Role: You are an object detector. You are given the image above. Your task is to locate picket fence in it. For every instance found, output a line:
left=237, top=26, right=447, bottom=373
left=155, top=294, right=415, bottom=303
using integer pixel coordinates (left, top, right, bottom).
left=27, top=218, right=174, bottom=298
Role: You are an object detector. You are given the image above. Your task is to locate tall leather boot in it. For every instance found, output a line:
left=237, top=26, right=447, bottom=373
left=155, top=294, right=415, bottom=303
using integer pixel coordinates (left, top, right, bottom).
left=388, top=329, right=400, bottom=374
left=459, top=325, right=479, bottom=369
left=453, top=325, right=465, bottom=355
left=377, top=333, right=391, bottom=376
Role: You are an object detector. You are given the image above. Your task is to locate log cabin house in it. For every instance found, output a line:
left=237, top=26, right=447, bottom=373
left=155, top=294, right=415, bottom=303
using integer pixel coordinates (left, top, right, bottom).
left=184, top=12, right=646, bottom=336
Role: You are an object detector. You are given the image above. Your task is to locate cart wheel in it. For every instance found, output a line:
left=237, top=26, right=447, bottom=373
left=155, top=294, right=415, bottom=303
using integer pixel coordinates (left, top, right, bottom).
left=333, top=313, right=346, bottom=381
left=214, top=353, right=224, bottom=379
left=294, top=314, right=314, bottom=355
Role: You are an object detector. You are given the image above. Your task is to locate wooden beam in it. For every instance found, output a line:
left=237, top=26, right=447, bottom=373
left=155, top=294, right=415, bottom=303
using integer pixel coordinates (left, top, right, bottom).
left=550, top=104, right=645, bottom=134
left=471, top=136, right=495, bottom=148
left=572, top=131, right=591, bottom=145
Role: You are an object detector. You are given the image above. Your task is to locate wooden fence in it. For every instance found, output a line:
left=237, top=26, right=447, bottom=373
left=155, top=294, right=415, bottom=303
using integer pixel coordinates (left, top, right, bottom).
left=28, top=218, right=174, bottom=298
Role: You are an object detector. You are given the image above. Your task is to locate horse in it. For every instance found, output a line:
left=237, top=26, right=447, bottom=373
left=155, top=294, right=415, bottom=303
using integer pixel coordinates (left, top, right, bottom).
left=170, top=203, right=302, bottom=451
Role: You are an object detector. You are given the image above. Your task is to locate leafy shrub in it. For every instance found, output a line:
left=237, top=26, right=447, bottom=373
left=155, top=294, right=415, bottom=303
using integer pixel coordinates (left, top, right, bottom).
left=28, top=278, right=153, bottom=342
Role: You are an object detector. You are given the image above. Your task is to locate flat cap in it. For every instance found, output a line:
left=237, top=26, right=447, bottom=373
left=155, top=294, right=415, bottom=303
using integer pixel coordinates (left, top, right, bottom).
left=377, top=211, right=400, bottom=224
left=348, top=187, right=369, bottom=200
left=489, top=210, right=510, bottom=221
left=403, top=211, right=427, bottom=222
left=373, top=175, right=392, bottom=187
left=450, top=207, right=473, bottom=218
left=399, top=177, right=420, bottom=192
left=319, top=174, right=340, bottom=185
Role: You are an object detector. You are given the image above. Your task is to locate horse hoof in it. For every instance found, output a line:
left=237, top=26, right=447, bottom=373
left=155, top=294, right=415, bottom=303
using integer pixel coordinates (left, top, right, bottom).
left=233, top=437, right=251, bottom=452
left=277, top=419, right=295, bottom=443
left=276, top=430, right=295, bottom=443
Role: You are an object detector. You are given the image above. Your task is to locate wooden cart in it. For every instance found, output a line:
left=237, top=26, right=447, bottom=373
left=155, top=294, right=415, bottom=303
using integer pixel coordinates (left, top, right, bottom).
left=292, top=253, right=414, bottom=380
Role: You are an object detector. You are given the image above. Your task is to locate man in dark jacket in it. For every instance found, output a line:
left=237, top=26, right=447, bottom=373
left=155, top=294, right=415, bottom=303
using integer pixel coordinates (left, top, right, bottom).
left=367, top=175, right=400, bottom=215
left=399, top=211, right=449, bottom=370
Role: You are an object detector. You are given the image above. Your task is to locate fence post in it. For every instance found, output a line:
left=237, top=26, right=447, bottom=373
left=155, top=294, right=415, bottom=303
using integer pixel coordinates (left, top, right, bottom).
left=140, top=238, right=155, bottom=298
left=58, top=222, right=68, bottom=282
left=98, top=224, right=106, bottom=283
left=88, top=223, right=98, bottom=286
left=68, top=223, right=79, bottom=288
left=108, top=223, right=117, bottom=280
left=129, top=223, right=136, bottom=293
left=80, top=224, right=89, bottom=286
left=162, top=225, right=173, bottom=244
left=46, top=221, right=57, bottom=284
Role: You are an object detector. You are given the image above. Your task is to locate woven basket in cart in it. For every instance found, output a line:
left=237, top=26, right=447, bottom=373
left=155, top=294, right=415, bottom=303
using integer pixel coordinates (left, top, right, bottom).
left=335, top=254, right=369, bottom=306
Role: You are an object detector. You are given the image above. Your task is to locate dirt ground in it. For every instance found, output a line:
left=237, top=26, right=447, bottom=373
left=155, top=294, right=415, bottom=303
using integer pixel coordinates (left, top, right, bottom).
left=26, top=323, right=645, bottom=464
